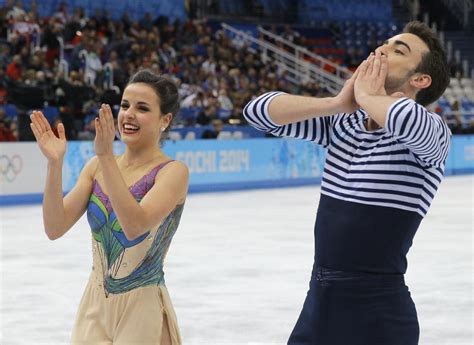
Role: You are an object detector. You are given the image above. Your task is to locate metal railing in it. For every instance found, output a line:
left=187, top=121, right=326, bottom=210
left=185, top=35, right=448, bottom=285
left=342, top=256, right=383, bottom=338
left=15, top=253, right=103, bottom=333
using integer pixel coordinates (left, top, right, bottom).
left=257, top=26, right=352, bottom=82
left=221, top=23, right=350, bottom=95
left=103, top=62, right=121, bottom=94
left=57, top=37, right=69, bottom=80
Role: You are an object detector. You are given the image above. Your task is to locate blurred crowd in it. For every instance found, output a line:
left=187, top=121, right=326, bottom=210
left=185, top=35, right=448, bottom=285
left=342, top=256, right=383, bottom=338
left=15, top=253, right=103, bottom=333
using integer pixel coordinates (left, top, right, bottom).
left=0, top=0, right=472, bottom=142
left=0, top=0, right=327, bottom=141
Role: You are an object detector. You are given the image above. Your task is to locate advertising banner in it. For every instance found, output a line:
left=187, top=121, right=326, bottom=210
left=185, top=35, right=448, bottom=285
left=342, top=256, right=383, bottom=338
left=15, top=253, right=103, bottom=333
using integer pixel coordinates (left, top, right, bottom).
left=2, top=135, right=473, bottom=205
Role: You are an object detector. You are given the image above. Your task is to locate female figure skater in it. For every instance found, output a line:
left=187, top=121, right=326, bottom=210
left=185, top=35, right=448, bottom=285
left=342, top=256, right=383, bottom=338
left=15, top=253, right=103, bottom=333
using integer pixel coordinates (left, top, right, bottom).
left=243, top=21, right=450, bottom=345
left=30, top=69, right=188, bottom=344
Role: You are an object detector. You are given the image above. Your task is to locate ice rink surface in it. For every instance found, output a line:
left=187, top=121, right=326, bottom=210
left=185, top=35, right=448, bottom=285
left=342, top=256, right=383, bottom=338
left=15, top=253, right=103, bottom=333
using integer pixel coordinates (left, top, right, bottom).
left=1, top=175, right=472, bottom=344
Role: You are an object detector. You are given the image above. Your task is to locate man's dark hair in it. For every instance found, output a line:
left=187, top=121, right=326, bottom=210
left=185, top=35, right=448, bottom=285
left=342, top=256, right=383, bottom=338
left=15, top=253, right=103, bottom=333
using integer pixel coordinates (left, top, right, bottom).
left=403, top=21, right=450, bottom=106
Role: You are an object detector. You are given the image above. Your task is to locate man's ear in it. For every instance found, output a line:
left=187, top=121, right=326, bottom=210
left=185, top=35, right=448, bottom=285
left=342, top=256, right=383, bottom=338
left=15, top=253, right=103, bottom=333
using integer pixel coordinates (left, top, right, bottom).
left=410, top=73, right=432, bottom=90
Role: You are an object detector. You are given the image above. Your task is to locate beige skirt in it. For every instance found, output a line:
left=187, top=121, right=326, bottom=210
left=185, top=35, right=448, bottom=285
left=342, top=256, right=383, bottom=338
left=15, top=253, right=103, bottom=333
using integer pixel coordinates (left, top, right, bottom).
left=71, top=281, right=181, bottom=344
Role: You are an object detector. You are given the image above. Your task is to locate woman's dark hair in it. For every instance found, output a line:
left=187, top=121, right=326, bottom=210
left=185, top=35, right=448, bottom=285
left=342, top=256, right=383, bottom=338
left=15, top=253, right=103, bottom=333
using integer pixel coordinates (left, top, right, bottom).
left=403, top=21, right=450, bottom=106
left=126, top=69, right=180, bottom=145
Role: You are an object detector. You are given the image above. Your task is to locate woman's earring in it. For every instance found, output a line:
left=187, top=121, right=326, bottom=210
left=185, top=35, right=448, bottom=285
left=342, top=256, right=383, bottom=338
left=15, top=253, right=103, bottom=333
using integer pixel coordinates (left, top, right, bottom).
left=161, top=127, right=166, bottom=132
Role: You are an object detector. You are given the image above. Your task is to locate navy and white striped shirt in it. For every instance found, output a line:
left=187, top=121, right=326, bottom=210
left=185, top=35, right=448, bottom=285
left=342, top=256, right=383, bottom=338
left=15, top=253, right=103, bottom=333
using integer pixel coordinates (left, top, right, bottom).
left=244, top=92, right=451, bottom=274
left=243, top=92, right=451, bottom=218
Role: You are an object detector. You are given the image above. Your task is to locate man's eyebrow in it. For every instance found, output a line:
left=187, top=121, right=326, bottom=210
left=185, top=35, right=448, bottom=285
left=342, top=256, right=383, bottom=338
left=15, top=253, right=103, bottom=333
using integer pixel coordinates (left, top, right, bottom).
left=384, top=39, right=412, bottom=52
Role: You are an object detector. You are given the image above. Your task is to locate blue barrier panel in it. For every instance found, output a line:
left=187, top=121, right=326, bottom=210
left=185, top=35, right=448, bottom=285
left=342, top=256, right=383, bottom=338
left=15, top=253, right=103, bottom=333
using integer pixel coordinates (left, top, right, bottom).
left=58, top=135, right=474, bottom=193
left=444, top=139, right=455, bottom=176
left=63, top=139, right=327, bottom=193
left=167, top=139, right=326, bottom=191
left=447, top=135, right=474, bottom=175
left=2, top=135, right=473, bottom=206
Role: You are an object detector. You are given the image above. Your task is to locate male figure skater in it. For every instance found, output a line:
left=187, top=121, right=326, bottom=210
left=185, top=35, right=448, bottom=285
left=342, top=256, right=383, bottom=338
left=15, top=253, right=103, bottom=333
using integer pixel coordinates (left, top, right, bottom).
left=243, top=21, right=450, bottom=345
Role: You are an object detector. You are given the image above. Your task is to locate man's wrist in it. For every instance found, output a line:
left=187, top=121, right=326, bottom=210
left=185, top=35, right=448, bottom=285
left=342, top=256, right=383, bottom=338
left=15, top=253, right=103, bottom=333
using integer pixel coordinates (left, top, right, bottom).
left=355, top=92, right=371, bottom=107
left=329, top=96, right=346, bottom=114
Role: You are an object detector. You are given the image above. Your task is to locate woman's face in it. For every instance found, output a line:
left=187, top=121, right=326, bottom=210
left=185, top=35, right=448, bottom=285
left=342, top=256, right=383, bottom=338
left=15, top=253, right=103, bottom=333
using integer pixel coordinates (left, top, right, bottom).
left=117, top=83, right=171, bottom=146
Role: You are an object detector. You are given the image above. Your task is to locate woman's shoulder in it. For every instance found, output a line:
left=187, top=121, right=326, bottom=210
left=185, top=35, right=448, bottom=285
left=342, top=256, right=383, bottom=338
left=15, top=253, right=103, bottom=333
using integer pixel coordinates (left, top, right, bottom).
left=154, top=159, right=189, bottom=203
left=152, top=158, right=189, bottom=186
left=82, top=155, right=100, bottom=179
left=156, top=158, right=189, bottom=177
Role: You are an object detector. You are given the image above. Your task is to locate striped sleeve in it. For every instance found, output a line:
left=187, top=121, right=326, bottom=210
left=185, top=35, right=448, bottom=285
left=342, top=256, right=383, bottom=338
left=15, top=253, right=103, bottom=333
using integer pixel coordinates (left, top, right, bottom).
left=385, top=97, right=451, bottom=167
left=242, top=91, right=334, bottom=147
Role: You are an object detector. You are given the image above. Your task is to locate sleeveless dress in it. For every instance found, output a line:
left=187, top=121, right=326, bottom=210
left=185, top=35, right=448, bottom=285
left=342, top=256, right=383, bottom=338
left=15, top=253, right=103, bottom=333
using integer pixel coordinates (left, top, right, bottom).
left=71, top=161, right=184, bottom=344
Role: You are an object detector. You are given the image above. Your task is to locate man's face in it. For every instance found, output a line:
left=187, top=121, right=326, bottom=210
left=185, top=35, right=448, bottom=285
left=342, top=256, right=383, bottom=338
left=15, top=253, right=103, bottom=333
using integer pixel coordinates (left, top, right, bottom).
left=375, top=33, right=430, bottom=94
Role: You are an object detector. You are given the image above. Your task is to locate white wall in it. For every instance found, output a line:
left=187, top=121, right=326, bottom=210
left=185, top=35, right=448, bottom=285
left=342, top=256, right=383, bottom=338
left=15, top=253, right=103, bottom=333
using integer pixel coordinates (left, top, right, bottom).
left=0, top=142, right=48, bottom=195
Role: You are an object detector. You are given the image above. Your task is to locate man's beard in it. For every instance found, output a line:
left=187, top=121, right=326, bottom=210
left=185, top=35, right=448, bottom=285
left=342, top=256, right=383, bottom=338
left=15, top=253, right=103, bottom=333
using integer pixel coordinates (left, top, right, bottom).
left=384, top=70, right=415, bottom=95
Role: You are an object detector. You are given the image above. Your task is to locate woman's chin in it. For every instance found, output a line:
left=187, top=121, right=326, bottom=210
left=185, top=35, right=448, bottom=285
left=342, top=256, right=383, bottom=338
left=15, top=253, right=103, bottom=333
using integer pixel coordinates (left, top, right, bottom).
left=121, top=133, right=140, bottom=144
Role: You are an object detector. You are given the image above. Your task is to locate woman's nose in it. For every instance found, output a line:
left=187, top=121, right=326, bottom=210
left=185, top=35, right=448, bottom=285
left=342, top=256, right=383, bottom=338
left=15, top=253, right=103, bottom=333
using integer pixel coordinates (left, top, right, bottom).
left=124, top=108, right=135, bottom=118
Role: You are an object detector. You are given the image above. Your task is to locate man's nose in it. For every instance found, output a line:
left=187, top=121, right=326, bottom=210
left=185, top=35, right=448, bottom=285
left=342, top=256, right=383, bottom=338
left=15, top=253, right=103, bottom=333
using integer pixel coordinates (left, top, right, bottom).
left=375, top=45, right=388, bottom=56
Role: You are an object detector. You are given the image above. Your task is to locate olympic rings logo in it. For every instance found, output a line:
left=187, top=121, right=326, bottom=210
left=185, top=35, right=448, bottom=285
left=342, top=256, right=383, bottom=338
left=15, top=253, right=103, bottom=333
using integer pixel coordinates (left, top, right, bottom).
left=0, top=154, right=23, bottom=183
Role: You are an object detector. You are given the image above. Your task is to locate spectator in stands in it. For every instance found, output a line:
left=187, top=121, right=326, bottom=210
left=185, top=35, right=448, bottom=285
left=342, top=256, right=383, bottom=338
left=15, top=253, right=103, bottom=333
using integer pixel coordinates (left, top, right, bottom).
left=22, top=68, right=36, bottom=85
left=159, top=42, right=177, bottom=65
left=63, top=7, right=86, bottom=42
left=18, top=44, right=31, bottom=66
left=0, top=108, right=17, bottom=141
left=139, top=12, right=154, bottom=32
left=6, top=0, right=27, bottom=21
left=441, top=99, right=463, bottom=134
left=0, top=67, right=8, bottom=104
left=202, top=118, right=224, bottom=139
left=201, top=55, right=217, bottom=74
left=196, top=104, right=216, bottom=126
left=105, top=50, right=127, bottom=88
left=41, top=21, right=62, bottom=67
left=179, top=96, right=202, bottom=126
left=53, top=1, right=69, bottom=26
left=193, top=37, right=208, bottom=57
left=77, top=115, right=96, bottom=140
left=69, top=70, right=86, bottom=86
left=13, top=13, right=39, bottom=46
left=449, top=57, right=463, bottom=78
left=0, top=44, right=12, bottom=67
left=6, top=54, right=22, bottom=81
left=217, top=88, right=233, bottom=114
left=181, top=90, right=205, bottom=108
left=82, top=45, right=103, bottom=86
left=27, top=52, right=42, bottom=71
left=6, top=31, right=22, bottom=55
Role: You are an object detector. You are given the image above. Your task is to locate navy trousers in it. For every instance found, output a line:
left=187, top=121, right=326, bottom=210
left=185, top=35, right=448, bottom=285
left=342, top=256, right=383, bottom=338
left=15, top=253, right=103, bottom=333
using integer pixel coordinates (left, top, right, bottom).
left=288, top=266, right=420, bottom=345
